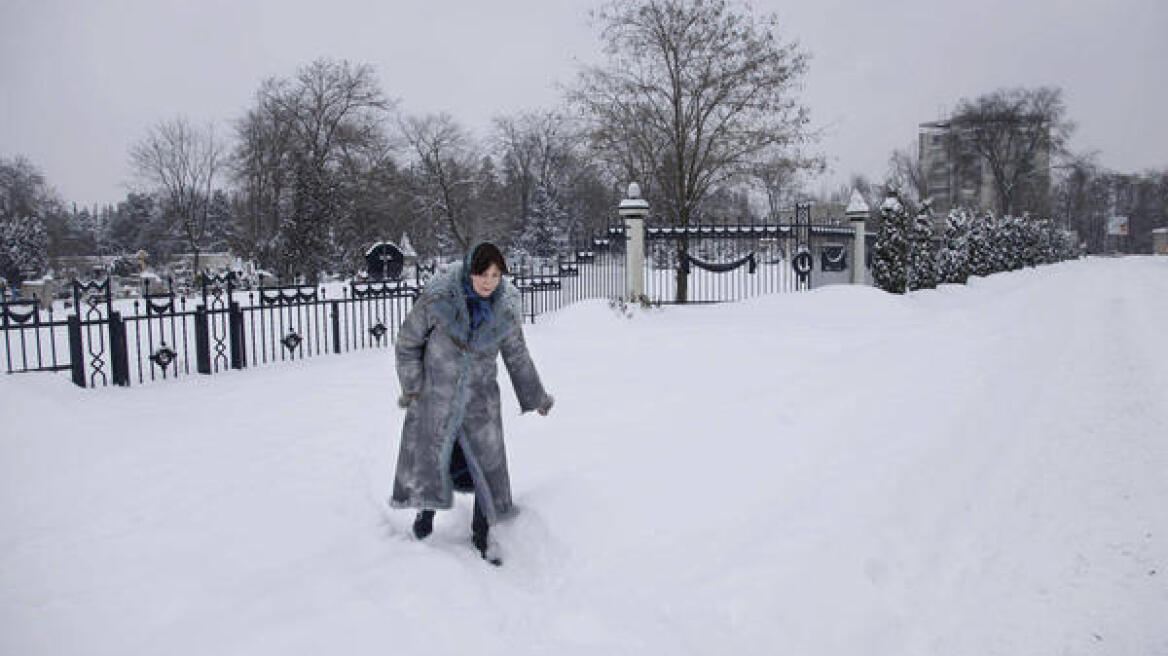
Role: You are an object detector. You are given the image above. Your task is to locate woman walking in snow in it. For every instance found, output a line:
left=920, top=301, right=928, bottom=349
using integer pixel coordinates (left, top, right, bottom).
left=390, top=242, right=553, bottom=565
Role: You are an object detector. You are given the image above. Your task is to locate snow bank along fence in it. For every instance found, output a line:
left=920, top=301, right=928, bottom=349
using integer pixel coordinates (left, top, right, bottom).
left=1, top=274, right=419, bottom=389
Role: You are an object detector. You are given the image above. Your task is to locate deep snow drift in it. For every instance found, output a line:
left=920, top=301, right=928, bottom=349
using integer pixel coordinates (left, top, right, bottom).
left=2, top=256, right=1166, bottom=655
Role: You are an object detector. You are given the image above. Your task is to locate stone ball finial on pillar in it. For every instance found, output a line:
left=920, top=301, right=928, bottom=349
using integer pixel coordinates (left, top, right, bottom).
left=619, top=183, right=649, bottom=217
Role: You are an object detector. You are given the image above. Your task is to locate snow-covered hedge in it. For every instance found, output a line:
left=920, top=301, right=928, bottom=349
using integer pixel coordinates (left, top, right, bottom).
left=874, top=203, right=1079, bottom=294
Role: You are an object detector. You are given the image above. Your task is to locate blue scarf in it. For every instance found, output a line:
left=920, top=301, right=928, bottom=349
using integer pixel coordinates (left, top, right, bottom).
left=462, top=277, right=493, bottom=332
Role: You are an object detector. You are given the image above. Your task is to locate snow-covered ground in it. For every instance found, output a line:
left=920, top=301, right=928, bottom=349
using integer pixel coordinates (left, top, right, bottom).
left=2, top=256, right=1165, bottom=655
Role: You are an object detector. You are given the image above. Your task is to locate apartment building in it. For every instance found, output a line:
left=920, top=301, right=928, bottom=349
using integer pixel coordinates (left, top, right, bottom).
left=919, top=119, right=1050, bottom=216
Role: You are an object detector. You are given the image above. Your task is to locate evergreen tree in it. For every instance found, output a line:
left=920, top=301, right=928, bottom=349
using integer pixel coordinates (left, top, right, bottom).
left=109, top=192, right=152, bottom=253
left=68, top=207, right=99, bottom=255
left=966, top=212, right=995, bottom=277
left=474, top=156, right=508, bottom=242
left=137, top=195, right=181, bottom=263
left=936, top=209, right=971, bottom=284
left=515, top=185, right=569, bottom=259
left=203, top=190, right=234, bottom=253
left=872, top=192, right=910, bottom=293
left=908, top=205, right=938, bottom=290
left=998, top=215, right=1023, bottom=271
left=0, top=216, right=49, bottom=284
left=277, top=161, right=332, bottom=282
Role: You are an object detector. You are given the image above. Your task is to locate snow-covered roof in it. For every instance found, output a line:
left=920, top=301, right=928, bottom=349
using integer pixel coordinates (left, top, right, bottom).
left=845, top=189, right=870, bottom=215
left=365, top=242, right=398, bottom=257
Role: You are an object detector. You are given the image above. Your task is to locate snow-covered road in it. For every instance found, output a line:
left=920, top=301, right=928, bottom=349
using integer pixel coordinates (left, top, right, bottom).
left=2, top=256, right=1165, bottom=655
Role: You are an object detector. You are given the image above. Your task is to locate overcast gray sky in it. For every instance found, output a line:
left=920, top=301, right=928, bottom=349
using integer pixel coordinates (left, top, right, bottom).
left=2, top=0, right=1165, bottom=208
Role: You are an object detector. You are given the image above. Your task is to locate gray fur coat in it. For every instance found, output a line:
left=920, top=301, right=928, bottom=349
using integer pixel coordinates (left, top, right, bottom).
left=390, top=259, right=551, bottom=524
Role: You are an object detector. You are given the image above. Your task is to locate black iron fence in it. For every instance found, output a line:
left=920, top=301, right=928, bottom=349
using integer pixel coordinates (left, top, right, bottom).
left=637, top=222, right=866, bottom=302
left=1, top=298, right=70, bottom=377
left=3, top=205, right=871, bottom=389
left=512, top=204, right=871, bottom=314
left=512, top=231, right=627, bottom=322
left=1, top=275, right=419, bottom=388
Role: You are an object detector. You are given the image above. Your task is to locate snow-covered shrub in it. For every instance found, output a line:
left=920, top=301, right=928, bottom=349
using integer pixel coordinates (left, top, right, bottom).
left=966, top=212, right=998, bottom=278
left=872, top=194, right=910, bottom=294
left=909, top=207, right=938, bottom=290
left=937, top=209, right=971, bottom=284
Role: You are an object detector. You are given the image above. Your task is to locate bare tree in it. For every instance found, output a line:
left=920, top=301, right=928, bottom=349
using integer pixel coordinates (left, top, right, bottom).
left=399, top=113, right=487, bottom=253
left=130, top=117, right=223, bottom=274
left=752, top=148, right=825, bottom=220
left=569, top=0, right=813, bottom=301
left=886, top=144, right=928, bottom=207
left=492, top=110, right=574, bottom=227
left=232, top=59, right=393, bottom=278
left=0, top=156, right=51, bottom=220
left=950, top=86, right=1073, bottom=216
left=233, top=78, right=296, bottom=264
left=1051, top=152, right=1104, bottom=251
left=276, top=59, right=391, bottom=171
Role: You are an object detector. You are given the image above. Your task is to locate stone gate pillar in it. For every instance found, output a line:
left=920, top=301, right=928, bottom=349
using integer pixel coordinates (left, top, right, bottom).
left=846, top=189, right=870, bottom=285
left=619, top=183, right=649, bottom=300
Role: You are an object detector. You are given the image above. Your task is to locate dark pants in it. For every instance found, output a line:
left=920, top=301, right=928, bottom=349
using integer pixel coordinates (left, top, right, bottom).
left=449, top=441, right=489, bottom=540
left=471, top=496, right=488, bottom=541
left=417, top=495, right=487, bottom=539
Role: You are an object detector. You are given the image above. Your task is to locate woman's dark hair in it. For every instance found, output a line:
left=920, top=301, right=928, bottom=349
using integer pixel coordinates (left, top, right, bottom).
left=470, top=242, right=508, bottom=275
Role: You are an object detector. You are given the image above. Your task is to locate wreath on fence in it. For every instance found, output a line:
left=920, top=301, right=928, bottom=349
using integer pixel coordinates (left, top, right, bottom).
left=792, top=247, right=813, bottom=279
left=681, top=251, right=757, bottom=275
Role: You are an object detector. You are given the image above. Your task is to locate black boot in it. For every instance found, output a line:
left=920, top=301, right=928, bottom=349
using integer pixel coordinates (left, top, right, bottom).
left=472, top=497, right=502, bottom=566
left=413, top=510, right=435, bottom=540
